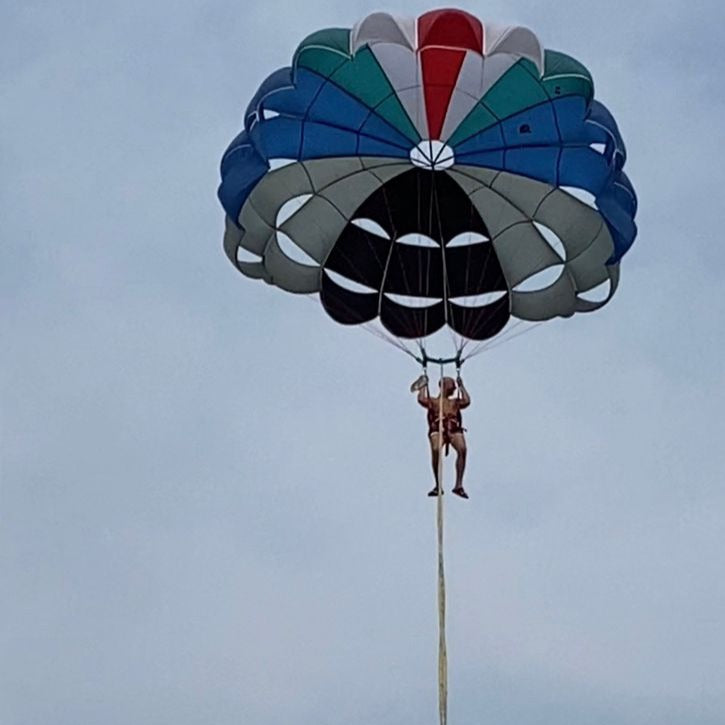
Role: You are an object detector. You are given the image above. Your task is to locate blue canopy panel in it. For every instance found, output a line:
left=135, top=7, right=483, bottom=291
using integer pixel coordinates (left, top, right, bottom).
left=451, top=95, right=637, bottom=263
left=219, top=66, right=412, bottom=221
left=244, top=67, right=412, bottom=156
left=599, top=170, right=638, bottom=261
left=244, top=67, right=295, bottom=127
left=587, top=100, right=627, bottom=168
left=501, top=103, right=560, bottom=146
left=218, top=131, right=268, bottom=222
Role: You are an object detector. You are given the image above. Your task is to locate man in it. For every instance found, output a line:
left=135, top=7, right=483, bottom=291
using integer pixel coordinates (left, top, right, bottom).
left=410, top=374, right=471, bottom=499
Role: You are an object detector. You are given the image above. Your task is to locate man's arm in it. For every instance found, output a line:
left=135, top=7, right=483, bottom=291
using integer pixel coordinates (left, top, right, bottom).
left=417, top=385, right=431, bottom=408
left=457, top=376, right=471, bottom=409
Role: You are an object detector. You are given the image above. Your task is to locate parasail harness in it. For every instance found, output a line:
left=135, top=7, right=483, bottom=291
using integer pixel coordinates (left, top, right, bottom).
left=419, top=354, right=466, bottom=455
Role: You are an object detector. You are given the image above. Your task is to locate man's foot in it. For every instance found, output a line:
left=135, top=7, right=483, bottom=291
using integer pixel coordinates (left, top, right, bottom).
left=427, top=486, right=443, bottom=497
left=452, top=486, right=469, bottom=499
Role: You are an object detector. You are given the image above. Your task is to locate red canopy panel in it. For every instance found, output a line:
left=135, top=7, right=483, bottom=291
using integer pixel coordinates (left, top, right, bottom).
left=417, top=9, right=484, bottom=53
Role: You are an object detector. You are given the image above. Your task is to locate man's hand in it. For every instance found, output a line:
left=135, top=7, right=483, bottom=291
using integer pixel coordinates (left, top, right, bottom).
left=410, top=374, right=429, bottom=393
left=456, top=376, right=471, bottom=408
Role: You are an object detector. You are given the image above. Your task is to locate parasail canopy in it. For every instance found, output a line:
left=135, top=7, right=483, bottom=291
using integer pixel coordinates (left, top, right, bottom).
left=218, top=9, right=637, bottom=351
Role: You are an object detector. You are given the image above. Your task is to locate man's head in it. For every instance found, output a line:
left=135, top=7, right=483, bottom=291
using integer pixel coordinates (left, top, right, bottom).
left=439, top=377, right=457, bottom=397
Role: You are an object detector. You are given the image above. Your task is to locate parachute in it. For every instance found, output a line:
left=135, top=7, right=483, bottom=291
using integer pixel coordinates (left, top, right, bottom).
left=217, top=11, right=638, bottom=724
left=218, top=9, right=637, bottom=363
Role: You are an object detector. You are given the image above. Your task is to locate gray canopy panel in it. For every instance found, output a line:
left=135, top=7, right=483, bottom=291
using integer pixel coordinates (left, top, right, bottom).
left=223, top=156, right=621, bottom=339
left=449, top=166, right=618, bottom=321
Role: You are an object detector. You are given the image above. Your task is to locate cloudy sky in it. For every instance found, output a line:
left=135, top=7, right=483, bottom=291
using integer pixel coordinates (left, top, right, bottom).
left=3, top=1, right=724, bottom=723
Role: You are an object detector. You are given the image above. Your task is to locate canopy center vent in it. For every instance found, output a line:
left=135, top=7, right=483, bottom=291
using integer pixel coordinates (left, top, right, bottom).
left=410, top=140, right=455, bottom=171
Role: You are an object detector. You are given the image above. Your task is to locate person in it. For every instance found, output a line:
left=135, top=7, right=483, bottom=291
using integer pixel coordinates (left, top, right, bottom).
left=410, top=373, right=471, bottom=499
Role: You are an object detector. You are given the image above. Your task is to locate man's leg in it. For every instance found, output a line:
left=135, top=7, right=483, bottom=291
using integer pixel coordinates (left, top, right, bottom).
left=450, top=433, right=468, bottom=498
left=428, top=433, right=442, bottom=496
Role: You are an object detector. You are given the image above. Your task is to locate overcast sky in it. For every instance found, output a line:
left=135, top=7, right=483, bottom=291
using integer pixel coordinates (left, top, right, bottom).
left=3, top=1, right=724, bottom=724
